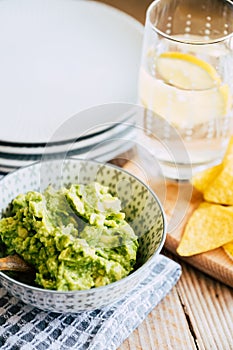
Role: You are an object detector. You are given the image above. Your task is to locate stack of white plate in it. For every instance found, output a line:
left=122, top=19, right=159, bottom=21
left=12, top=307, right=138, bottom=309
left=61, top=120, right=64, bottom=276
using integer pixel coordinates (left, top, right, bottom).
left=0, top=0, right=143, bottom=175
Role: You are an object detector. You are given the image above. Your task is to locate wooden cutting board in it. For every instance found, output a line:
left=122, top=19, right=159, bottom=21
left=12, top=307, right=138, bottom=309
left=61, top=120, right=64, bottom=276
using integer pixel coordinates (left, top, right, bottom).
left=122, top=159, right=233, bottom=288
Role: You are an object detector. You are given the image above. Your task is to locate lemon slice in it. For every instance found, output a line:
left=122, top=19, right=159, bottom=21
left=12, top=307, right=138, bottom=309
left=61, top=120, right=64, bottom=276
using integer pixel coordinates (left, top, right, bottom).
left=156, top=52, right=221, bottom=90
left=139, top=66, right=231, bottom=127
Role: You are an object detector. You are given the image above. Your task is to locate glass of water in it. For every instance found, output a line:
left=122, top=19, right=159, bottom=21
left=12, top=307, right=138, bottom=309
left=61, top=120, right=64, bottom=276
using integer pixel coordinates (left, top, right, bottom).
left=138, top=0, right=233, bottom=180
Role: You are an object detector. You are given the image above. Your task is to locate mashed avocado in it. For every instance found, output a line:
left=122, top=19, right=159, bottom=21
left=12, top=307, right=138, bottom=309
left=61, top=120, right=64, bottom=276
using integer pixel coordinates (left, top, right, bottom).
left=0, top=182, right=138, bottom=291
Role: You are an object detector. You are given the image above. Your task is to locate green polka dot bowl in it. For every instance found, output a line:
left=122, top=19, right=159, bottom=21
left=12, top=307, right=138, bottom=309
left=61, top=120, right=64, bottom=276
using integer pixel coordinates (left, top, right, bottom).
left=0, top=158, right=166, bottom=312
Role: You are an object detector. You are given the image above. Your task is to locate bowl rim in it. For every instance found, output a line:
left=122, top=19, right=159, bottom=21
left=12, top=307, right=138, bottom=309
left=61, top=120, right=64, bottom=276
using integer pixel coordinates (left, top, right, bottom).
left=0, top=157, right=167, bottom=295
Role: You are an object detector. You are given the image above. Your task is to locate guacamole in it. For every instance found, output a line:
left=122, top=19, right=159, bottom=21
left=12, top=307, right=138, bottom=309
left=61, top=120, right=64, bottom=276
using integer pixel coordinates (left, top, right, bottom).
left=0, top=182, right=138, bottom=291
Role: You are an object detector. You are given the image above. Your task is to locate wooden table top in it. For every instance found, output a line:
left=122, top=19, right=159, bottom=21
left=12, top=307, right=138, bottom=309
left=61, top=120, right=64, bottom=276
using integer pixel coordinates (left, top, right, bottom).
left=95, top=1, right=233, bottom=349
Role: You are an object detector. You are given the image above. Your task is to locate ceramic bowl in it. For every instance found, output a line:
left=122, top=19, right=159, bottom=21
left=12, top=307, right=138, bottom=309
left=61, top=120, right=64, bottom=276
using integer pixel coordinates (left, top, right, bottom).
left=0, top=158, right=166, bottom=312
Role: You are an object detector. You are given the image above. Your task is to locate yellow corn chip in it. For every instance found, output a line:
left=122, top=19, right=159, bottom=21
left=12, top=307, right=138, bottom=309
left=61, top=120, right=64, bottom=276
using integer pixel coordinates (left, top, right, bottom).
left=223, top=241, right=233, bottom=261
left=177, top=202, right=233, bottom=256
left=191, top=136, right=233, bottom=196
left=203, top=162, right=233, bottom=205
left=191, top=164, right=222, bottom=193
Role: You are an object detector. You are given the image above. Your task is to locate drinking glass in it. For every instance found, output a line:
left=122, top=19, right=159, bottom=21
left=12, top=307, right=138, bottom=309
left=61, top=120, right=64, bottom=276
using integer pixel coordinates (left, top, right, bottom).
left=138, top=0, right=233, bottom=180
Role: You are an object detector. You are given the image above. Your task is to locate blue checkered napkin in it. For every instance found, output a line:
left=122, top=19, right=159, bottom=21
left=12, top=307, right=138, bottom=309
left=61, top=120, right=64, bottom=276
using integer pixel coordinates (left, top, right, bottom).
left=0, top=254, right=181, bottom=350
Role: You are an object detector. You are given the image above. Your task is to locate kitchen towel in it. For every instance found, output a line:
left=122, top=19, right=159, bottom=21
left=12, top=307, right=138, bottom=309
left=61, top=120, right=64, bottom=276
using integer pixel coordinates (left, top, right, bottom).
left=0, top=254, right=181, bottom=350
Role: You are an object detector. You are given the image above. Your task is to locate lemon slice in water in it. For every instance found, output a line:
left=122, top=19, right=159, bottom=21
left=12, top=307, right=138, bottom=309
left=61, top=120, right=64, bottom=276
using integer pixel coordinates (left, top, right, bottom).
left=139, top=51, right=231, bottom=127
left=156, top=52, right=221, bottom=90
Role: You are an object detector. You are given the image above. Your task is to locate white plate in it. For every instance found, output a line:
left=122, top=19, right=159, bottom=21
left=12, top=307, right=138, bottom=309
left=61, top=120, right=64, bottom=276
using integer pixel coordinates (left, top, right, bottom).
left=0, top=114, right=135, bottom=155
left=0, top=0, right=143, bottom=144
left=0, top=126, right=136, bottom=169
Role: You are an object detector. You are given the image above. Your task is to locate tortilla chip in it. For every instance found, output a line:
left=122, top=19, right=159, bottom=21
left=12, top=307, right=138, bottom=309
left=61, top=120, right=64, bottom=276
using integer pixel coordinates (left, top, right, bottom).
left=192, top=136, right=233, bottom=198
left=223, top=241, right=233, bottom=261
left=203, top=162, right=233, bottom=205
left=177, top=202, right=233, bottom=256
left=192, top=164, right=222, bottom=193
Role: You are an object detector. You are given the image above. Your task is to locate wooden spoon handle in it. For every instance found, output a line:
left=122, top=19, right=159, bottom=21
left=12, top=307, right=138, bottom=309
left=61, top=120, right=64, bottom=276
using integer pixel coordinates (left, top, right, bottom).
left=0, top=254, right=33, bottom=272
